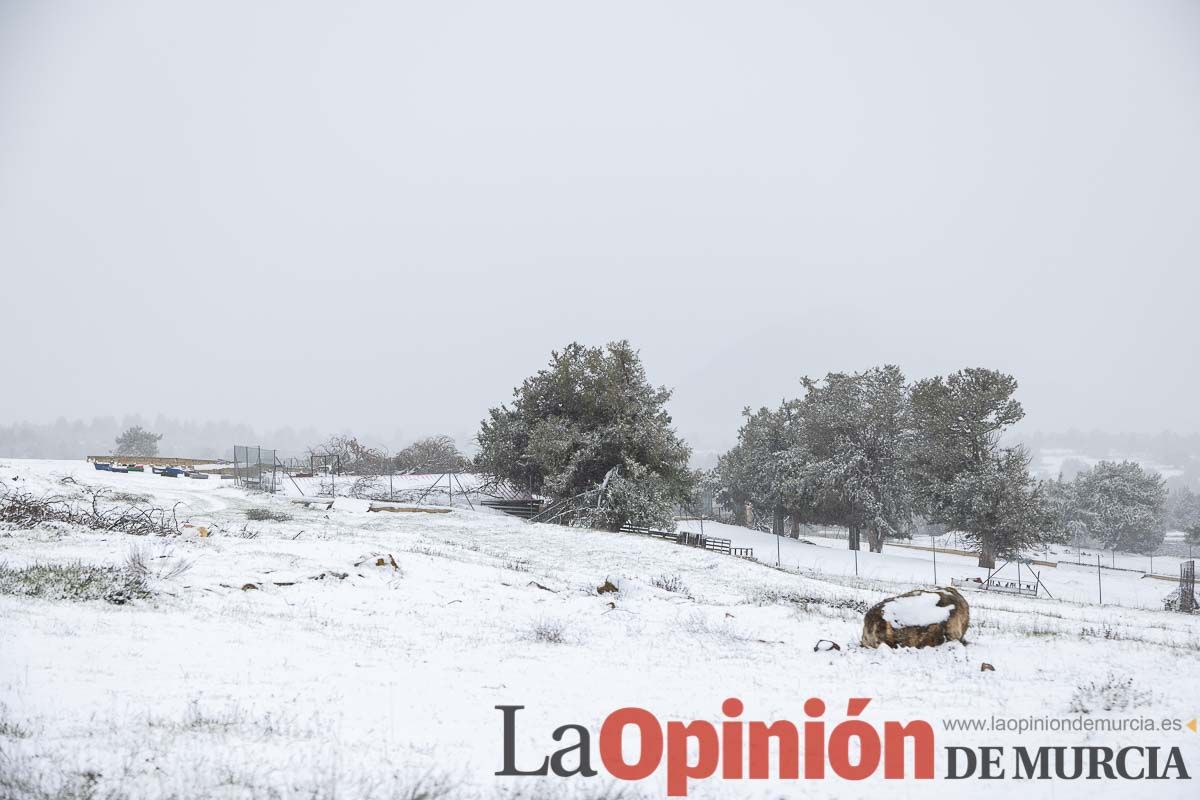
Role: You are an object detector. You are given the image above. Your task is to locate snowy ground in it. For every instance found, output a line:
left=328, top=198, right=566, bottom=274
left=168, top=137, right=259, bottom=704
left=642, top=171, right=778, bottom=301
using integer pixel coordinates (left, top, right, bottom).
left=2, top=459, right=1199, bottom=799
left=676, top=520, right=1189, bottom=609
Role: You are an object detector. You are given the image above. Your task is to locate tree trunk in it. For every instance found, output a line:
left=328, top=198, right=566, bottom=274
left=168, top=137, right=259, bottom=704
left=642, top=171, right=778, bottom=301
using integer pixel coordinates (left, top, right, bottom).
left=772, top=505, right=785, bottom=536
left=868, top=526, right=885, bottom=553
left=789, top=514, right=802, bottom=538
left=848, top=526, right=860, bottom=550
left=977, top=533, right=997, bottom=569
left=734, top=502, right=748, bottom=526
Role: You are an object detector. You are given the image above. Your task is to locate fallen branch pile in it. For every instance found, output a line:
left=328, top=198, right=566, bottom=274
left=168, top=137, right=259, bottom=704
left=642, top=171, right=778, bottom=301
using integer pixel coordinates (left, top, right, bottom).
left=0, top=484, right=182, bottom=536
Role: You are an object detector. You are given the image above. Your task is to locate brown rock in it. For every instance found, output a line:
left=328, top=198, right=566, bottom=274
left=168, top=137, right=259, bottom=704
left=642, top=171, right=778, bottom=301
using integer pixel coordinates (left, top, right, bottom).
left=981, top=662, right=995, bottom=672
left=355, top=553, right=400, bottom=570
left=861, top=587, right=969, bottom=649
left=597, top=579, right=618, bottom=594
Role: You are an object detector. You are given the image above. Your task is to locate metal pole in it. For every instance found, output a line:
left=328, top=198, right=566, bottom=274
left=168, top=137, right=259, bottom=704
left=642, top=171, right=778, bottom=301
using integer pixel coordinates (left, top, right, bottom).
left=452, top=472, right=476, bottom=511
left=1097, top=553, right=1103, bottom=605
left=1034, top=569, right=1053, bottom=599
left=854, top=547, right=858, bottom=577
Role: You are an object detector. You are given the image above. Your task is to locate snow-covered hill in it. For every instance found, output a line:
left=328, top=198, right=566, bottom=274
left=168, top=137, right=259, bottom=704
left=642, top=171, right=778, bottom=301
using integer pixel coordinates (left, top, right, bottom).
left=1, top=459, right=1198, bottom=799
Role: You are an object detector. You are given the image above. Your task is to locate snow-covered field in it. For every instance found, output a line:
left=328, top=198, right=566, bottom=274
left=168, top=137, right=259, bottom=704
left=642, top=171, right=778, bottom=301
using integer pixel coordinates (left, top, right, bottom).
left=676, top=520, right=1190, bottom=609
left=2, top=459, right=1199, bottom=799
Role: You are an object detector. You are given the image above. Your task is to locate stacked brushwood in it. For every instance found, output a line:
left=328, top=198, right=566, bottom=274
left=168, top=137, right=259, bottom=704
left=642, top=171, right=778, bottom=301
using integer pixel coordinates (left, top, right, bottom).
left=0, top=482, right=181, bottom=536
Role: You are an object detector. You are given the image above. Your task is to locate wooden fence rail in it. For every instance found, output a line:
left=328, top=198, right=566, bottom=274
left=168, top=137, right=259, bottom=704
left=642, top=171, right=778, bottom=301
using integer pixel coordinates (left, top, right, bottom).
left=620, top=525, right=752, bottom=560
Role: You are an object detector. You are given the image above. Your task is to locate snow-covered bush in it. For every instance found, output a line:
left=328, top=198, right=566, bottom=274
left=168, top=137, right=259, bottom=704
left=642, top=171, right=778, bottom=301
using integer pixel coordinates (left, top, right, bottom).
left=125, top=544, right=192, bottom=581
left=1068, top=673, right=1152, bottom=713
left=245, top=507, right=292, bottom=522
left=0, top=702, right=29, bottom=739
left=527, top=618, right=569, bottom=644
left=588, top=466, right=678, bottom=532
left=0, top=561, right=149, bottom=604
left=650, top=573, right=689, bottom=594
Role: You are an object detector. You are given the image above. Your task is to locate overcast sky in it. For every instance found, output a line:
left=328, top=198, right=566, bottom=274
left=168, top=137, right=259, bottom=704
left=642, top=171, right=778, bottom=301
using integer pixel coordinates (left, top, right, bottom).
left=2, top=0, right=1198, bottom=454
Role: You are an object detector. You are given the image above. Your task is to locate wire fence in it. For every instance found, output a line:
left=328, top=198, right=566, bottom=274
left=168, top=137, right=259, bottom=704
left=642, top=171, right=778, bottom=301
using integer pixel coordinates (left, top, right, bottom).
left=231, top=445, right=281, bottom=493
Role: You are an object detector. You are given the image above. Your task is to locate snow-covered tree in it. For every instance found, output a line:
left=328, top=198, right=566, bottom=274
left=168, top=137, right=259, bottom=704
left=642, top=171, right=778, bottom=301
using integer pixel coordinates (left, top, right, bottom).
left=711, top=366, right=914, bottom=549
left=795, top=366, right=913, bottom=552
left=1167, top=487, right=1200, bottom=545
left=475, top=341, right=693, bottom=529
left=1042, top=474, right=1090, bottom=545
left=908, top=368, right=1044, bottom=568
left=713, top=404, right=799, bottom=533
left=308, top=434, right=385, bottom=474
left=1073, top=461, right=1166, bottom=553
left=395, top=435, right=470, bottom=473
left=941, top=445, right=1055, bottom=565
left=114, top=426, right=162, bottom=457
left=712, top=443, right=752, bottom=525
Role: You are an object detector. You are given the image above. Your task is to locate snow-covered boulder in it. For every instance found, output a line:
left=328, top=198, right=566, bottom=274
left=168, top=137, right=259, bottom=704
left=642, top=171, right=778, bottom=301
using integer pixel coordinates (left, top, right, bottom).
left=861, top=587, right=969, bottom=649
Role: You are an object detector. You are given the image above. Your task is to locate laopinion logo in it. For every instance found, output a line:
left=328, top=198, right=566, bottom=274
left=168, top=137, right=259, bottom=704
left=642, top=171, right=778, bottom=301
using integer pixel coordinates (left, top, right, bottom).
left=495, top=698, right=1191, bottom=796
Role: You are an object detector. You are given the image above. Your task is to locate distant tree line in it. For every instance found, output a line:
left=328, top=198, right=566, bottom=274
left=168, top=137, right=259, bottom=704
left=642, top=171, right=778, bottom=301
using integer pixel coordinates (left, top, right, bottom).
left=1023, top=429, right=1200, bottom=491
left=710, top=367, right=1171, bottom=567
left=0, top=417, right=324, bottom=460
left=307, top=433, right=471, bottom=475
left=470, top=348, right=1182, bottom=564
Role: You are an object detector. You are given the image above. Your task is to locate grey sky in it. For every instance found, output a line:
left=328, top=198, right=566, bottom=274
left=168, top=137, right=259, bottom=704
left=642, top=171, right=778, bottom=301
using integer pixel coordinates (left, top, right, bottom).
left=2, top=0, right=1198, bottom=454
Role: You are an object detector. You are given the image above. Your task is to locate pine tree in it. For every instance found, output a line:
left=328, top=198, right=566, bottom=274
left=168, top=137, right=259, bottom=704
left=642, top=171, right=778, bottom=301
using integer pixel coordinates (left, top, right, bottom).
left=1073, top=461, right=1166, bottom=553
left=475, top=341, right=693, bottom=529
left=732, top=404, right=797, bottom=533
left=908, top=368, right=1041, bottom=568
left=796, top=366, right=912, bottom=552
left=114, top=426, right=162, bottom=457
left=941, top=446, right=1055, bottom=564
